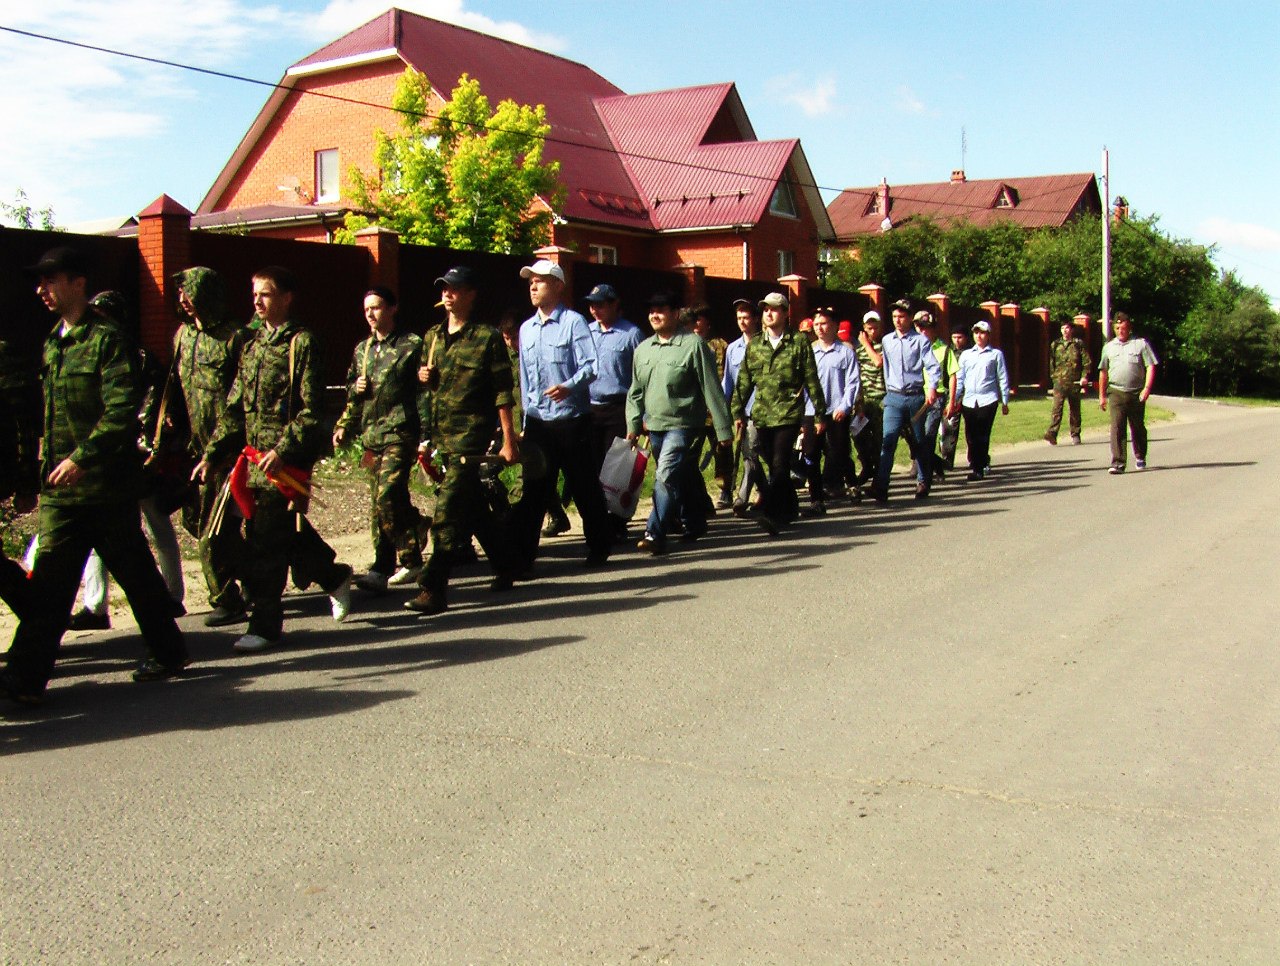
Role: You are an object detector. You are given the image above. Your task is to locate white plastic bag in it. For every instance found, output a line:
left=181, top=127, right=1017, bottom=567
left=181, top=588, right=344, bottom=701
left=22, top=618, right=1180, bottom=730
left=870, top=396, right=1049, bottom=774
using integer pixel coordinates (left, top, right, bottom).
left=598, top=437, right=648, bottom=519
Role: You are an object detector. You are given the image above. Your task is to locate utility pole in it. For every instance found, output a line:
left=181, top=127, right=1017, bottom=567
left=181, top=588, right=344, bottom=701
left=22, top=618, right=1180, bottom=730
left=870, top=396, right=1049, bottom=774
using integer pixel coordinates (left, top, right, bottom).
left=1101, top=147, right=1112, bottom=339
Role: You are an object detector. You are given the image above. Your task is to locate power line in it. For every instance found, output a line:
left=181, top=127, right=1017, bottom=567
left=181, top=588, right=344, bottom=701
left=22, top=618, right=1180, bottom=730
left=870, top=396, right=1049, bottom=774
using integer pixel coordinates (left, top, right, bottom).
left=0, top=23, right=1107, bottom=220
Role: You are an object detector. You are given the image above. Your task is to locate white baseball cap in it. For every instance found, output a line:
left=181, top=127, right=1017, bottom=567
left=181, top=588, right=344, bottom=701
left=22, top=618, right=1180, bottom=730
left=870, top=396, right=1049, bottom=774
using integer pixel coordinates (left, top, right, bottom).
left=519, top=259, right=565, bottom=283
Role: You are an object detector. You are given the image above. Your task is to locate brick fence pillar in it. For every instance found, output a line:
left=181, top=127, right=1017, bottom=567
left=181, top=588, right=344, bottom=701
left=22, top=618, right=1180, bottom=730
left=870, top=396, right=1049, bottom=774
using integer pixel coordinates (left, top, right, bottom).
left=136, top=194, right=192, bottom=360
left=858, top=283, right=886, bottom=319
left=676, top=263, right=706, bottom=310
left=1000, top=303, right=1021, bottom=391
left=1074, top=313, right=1098, bottom=381
left=778, top=274, right=807, bottom=322
left=1031, top=306, right=1052, bottom=388
left=927, top=292, right=951, bottom=331
left=354, top=226, right=400, bottom=293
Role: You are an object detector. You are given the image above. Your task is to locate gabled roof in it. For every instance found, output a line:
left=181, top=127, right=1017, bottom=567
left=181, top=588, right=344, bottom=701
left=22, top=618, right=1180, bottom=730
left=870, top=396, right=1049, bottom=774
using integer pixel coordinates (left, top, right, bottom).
left=595, top=83, right=830, bottom=236
left=202, top=8, right=827, bottom=237
left=828, top=172, right=1100, bottom=240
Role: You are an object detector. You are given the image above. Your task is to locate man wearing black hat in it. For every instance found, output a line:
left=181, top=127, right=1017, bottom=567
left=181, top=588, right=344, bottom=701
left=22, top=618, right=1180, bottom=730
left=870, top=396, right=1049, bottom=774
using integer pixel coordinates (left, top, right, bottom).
left=406, top=266, right=520, bottom=614
left=2, top=247, right=188, bottom=705
left=584, top=282, right=642, bottom=538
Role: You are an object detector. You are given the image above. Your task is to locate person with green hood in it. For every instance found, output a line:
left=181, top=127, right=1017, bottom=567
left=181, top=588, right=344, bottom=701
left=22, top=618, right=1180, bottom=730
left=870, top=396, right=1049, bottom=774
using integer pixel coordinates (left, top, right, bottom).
left=169, top=266, right=251, bottom=627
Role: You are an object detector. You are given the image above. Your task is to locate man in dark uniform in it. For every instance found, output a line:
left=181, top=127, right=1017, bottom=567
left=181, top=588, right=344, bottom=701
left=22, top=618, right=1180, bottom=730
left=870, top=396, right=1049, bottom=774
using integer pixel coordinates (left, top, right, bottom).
left=169, top=266, right=251, bottom=626
left=407, top=266, right=519, bottom=615
left=1, top=246, right=188, bottom=706
left=333, top=286, right=429, bottom=593
left=196, top=265, right=352, bottom=653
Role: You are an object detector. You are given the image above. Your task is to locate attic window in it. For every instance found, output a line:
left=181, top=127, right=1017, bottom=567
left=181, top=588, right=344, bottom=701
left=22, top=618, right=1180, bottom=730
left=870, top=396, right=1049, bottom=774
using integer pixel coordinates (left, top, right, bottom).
left=995, top=186, right=1017, bottom=209
left=769, top=181, right=798, bottom=218
left=315, top=149, right=338, bottom=203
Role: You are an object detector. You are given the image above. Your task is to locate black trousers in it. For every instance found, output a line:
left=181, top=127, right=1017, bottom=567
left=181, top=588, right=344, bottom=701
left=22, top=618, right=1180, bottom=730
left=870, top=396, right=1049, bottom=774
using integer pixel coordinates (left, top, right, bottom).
left=962, top=403, right=999, bottom=473
left=754, top=423, right=801, bottom=523
left=514, top=415, right=612, bottom=565
left=0, top=552, right=32, bottom=619
left=6, top=500, right=187, bottom=693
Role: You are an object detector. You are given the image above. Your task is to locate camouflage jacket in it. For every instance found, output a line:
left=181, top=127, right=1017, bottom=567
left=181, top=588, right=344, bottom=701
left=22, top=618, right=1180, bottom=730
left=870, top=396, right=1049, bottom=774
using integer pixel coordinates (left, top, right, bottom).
left=422, top=320, right=514, bottom=456
left=731, top=330, right=827, bottom=428
left=855, top=341, right=886, bottom=404
left=1049, top=337, right=1092, bottom=387
left=0, top=336, right=42, bottom=500
left=41, top=314, right=144, bottom=506
left=206, top=320, right=324, bottom=487
left=334, top=328, right=428, bottom=452
left=170, top=267, right=248, bottom=453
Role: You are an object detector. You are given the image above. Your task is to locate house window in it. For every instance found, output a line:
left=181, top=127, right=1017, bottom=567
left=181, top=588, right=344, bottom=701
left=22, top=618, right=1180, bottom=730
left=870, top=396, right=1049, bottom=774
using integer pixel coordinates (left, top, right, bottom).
left=588, top=244, right=618, bottom=265
left=315, top=149, right=339, bottom=203
left=769, top=180, right=798, bottom=218
left=777, top=249, right=795, bottom=277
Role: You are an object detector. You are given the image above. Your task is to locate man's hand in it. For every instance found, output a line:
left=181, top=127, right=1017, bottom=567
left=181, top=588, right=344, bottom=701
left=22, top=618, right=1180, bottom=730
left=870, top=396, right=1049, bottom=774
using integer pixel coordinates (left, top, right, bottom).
left=734, top=418, right=745, bottom=438
left=48, top=458, right=84, bottom=489
left=1001, top=403, right=1009, bottom=416
left=944, top=400, right=959, bottom=418
left=332, top=426, right=346, bottom=450
left=925, top=387, right=939, bottom=407
left=354, top=375, right=369, bottom=395
left=1139, top=388, right=1151, bottom=402
left=499, top=438, right=520, bottom=465
left=1099, top=396, right=1108, bottom=411
left=833, top=409, right=848, bottom=422
left=258, top=449, right=281, bottom=475
left=543, top=384, right=570, bottom=403
left=191, top=460, right=209, bottom=484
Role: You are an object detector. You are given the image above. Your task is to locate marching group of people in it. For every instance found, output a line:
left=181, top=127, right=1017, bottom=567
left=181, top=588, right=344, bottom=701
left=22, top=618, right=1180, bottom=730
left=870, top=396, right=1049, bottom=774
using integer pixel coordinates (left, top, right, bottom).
left=0, top=245, right=1157, bottom=708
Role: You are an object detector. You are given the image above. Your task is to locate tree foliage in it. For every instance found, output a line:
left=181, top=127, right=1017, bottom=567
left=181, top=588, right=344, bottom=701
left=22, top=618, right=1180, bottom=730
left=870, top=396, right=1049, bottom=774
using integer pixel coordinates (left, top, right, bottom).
left=828, top=212, right=1279, bottom=395
left=0, top=189, right=57, bottom=230
left=337, top=70, right=563, bottom=254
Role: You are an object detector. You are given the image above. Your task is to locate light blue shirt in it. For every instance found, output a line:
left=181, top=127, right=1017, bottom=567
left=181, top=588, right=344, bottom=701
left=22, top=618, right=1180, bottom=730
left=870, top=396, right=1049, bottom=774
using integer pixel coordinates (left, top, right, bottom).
left=881, top=328, right=943, bottom=395
left=588, top=317, right=643, bottom=403
left=722, top=334, right=754, bottom=415
left=807, top=341, right=861, bottom=416
left=519, top=305, right=597, bottom=421
left=956, top=344, right=1010, bottom=408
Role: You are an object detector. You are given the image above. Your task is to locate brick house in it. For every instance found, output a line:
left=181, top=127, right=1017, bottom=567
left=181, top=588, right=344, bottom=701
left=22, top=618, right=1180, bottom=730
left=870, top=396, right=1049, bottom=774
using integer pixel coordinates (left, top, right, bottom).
left=827, top=170, right=1101, bottom=245
left=199, top=7, right=832, bottom=282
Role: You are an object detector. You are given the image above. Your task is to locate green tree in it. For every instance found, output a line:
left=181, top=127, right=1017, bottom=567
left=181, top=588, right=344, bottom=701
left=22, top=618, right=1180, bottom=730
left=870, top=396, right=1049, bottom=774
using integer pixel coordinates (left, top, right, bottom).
left=0, top=189, right=57, bottom=230
left=826, top=219, right=944, bottom=299
left=337, top=70, right=563, bottom=254
left=1178, top=274, right=1280, bottom=396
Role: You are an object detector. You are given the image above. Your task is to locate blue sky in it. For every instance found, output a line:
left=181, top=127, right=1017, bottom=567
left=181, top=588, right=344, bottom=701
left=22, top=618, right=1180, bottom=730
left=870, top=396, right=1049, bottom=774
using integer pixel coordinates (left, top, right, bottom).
left=2, top=0, right=1277, bottom=298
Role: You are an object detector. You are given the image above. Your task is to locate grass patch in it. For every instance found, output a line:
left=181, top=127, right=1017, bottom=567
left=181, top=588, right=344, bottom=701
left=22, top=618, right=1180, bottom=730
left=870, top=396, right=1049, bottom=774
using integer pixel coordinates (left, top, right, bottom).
left=1195, top=396, right=1280, bottom=408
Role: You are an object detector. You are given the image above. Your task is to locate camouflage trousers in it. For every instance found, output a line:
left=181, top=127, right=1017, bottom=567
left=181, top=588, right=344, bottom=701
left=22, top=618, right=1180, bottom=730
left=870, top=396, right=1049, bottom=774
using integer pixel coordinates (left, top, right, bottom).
left=183, top=463, right=247, bottom=611
left=1047, top=384, right=1083, bottom=439
left=5, top=500, right=187, bottom=693
left=421, top=455, right=513, bottom=592
left=366, top=443, right=427, bottom=574
left=243, top=488, right=347, bottom=641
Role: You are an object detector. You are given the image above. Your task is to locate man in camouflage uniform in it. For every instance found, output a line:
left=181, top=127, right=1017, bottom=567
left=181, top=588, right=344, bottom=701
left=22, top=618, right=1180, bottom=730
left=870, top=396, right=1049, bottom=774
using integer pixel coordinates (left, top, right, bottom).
left=2, top=247, right=188, bottom=706
left=853, top=310, right=886, bottom=489
left=730, top=292, right=826, bottom=535
left=1045, top=319, right=1093, bottom=445
left=168, top=266, right=251, bottom=626
left=197, top=265, right=352, bottom=653
left=407, top=266, right=519, bottom=615
left=0, top=320, right=42, bottom=619
left=333, top=286, right=429, bottom=593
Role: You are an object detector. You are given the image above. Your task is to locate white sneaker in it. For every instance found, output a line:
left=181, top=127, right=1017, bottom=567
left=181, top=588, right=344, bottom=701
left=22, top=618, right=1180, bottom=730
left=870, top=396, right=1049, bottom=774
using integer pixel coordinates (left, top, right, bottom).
left=329, top=571, right=353, bottom=622
left=387, top=565, right=422, bottom=586
left=1135, top=459, right=1147, bottom=470
left=233, top=633, right=277, bottom=653
left=354, top=570, right=388, bottom=593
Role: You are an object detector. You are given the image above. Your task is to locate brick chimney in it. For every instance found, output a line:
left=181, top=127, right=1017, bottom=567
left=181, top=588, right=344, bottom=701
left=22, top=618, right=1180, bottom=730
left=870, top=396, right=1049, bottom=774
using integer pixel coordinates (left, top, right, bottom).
left=950, top=169, right=966, bottom=184
left=1112, top=196, right=1130, bottom=222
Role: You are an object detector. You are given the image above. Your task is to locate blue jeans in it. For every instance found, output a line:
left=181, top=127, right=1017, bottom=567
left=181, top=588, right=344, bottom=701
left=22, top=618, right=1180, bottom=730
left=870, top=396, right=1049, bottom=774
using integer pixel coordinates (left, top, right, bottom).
left=874, top=390, right=929, bottom=492
left=645, top=427, right=699, bottom=544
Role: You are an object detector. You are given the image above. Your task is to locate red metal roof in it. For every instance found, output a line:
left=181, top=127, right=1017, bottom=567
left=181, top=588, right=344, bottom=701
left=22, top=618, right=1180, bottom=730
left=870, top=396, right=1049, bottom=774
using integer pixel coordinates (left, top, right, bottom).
left=828, top=172, right=1100, bottom=239
left=595, top=84, right=798, bottom=231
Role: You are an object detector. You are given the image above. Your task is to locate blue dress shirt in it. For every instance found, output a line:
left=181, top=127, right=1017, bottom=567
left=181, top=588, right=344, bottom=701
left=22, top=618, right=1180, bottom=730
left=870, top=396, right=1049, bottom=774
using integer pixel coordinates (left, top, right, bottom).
left=519, top=305, right=598, bottom=421
left=956, top=344, right=1010, bottom=408
left=722, top=335, right=754, bottom=415
left=807, top=340, right=861, bottom=416
left=881, top=328, right=943, bottom=395
left=588, top=317, right=643, bottom=404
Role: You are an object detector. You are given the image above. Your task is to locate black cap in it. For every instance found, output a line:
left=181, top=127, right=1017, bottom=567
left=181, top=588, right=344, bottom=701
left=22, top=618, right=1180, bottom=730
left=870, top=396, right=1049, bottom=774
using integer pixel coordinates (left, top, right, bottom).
left=647, top=290, right=680, bottom=308
left=732, top=298, right=754, bottom=309
left=584, top=283, right=619, bottom=303
left=435, top=266, right=478, bottom=289
left=27, top=245, right=90, bottom=278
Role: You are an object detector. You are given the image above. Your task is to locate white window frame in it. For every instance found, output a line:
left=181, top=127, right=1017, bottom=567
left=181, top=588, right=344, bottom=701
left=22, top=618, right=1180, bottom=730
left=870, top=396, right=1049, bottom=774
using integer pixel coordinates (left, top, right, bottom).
left=315, top=148, right=339, bottom=203
left=588, top=243, right=618, bottom=265
left=777, top=249, right=795, bottom=277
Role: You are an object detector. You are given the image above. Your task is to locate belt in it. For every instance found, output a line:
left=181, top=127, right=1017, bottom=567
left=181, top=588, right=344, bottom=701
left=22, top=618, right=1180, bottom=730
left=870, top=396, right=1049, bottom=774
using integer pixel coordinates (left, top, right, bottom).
left=591, top=395, right=627, bottom=406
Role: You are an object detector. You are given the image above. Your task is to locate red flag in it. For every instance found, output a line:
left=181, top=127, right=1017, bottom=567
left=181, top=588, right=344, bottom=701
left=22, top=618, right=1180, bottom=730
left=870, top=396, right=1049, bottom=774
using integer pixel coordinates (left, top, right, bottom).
left=229, top=452, right=255, bottom=519
left=238, top=446, right=313, bottom=514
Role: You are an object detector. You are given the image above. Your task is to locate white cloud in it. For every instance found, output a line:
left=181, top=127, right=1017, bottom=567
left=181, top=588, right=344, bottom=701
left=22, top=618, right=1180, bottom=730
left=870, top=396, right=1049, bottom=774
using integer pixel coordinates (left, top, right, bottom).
left=765, top=73, right=838, bottom=117
left=894, top=85, right=926, bottom=115
left=1199, top=217, right=1280, bottom=253
left=307, top=0, right=567, bottom=52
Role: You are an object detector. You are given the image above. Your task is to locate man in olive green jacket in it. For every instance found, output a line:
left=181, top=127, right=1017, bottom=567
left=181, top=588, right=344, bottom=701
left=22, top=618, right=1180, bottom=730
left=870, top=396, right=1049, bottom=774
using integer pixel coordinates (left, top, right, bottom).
left=2, top=247, right=187, bottom=706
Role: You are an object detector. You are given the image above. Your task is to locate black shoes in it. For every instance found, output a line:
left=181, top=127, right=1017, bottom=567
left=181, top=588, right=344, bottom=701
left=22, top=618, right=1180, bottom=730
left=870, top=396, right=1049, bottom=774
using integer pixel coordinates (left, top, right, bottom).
left=132, top=658, right=189, bottom=683
left=583, top=549, right=611, bottom=568
left=914, top=482, right=931, bottom=500
left=204, top=605, right=248, bottom=628
left=67, top=609, right=109, bottom=631
left=0, top=671, right=43, bottom=707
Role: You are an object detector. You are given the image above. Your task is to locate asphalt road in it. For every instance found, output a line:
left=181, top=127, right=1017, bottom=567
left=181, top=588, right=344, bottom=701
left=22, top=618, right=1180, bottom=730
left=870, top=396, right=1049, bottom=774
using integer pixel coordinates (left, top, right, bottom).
left=2, top=396, right=1277, bottom=965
